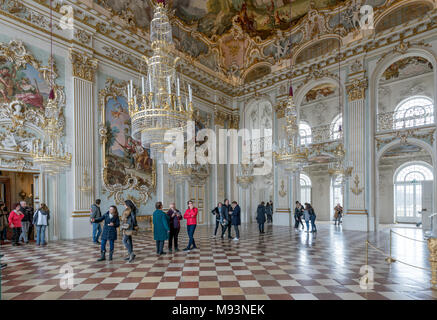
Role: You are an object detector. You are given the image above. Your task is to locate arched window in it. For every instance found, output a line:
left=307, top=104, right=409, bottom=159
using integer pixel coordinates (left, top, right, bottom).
left=299, top=122, right=312, bottom=145
left=331, top=175, right=343, bottom=219
left=394, top=162, right=433, bottom=222
left=300, top=174, right=312, bottom=205
left=394, top=96, right=434, bottom=129
left=330, top=114, right=342, bottom=140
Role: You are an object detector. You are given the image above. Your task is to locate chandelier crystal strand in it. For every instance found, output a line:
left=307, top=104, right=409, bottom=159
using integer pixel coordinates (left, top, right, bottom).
left=129, top=1, right=193, bottom=161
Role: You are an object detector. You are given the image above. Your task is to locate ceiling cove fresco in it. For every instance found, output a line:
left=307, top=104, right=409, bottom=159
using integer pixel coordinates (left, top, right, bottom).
left=93, top=0, right=426, bottom=84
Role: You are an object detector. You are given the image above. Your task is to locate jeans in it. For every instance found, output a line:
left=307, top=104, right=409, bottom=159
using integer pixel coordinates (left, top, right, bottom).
left=0, top=228, right=7, bottom=241
left=35, top=225, right=47, bottom=245
left=123, top=235, right=133, bottom=254
left=267, top=214, right=272, bottom=223
left=221, top=223, right=230, bottom=238
left=233, top=225, right=240, bottom=239
left=214, top=220, right=220, bottom=236
left=100, top=238, right=114, bottom=252
left=187, top=224, right=197, bottom=249
left=156, top=240, right=164, bottom=254
left=12, top=227, right=21, bottom=244
left=310, top=216, right=317, bottom=232
left=334, top=214, right=342, bottom=225
left=294, top=215, right=304, bottom=229
left=169, top=227, right=180, bottom=250
left=258, top=223, right=264, bottom=233
left=19, top=221, right=30, bottom=242
left=305, top=220, right=310, bottom=231
left=92, top=223, right=102, bottom=243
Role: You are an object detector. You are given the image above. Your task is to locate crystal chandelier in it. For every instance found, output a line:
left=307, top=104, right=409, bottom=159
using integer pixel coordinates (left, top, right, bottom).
left=273, top=90, right=309, bottom=173
left=328, top=143, right=353, bottom=180
left=128, top=1, right=193, bottom=160
left=31, top=99, right=72, bottom=175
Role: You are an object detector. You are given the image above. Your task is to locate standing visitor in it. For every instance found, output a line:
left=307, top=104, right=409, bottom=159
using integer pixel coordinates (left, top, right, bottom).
left=303, top=203, right=311, bottom=232
left=294, top=201, right=304, bottom=230
left=8, top=203, right=23, bottom=246
left=92, top=205, right=120, bottom=261
left=334, top=203, right=343, bottom=226
left=0, top=202, right=8, bottom=245
left=219, top=201, right=230, bottom=239
left=309, top=203, right=317, bottom=233
left=18, top=201, right=30, bottom=244
left=224, top=199, right=233, bottom=239
left=90, top=199, right=102, bottom=244
left=33, top=203, right=50, bottom=246
left=153, top=201, right=169, bottom=255
left=256, top=202, right=266, bottom=234
left=231, top=201, right=241, bottom=241
left=121, top=200, right=137, bottom=262
left=167, top=202, right=182, bottom=253
left=266, top=202, right=273, bottom=223
left=183, top=200, right=198, bottom=251
left=211, top=202, right=222, bottom=238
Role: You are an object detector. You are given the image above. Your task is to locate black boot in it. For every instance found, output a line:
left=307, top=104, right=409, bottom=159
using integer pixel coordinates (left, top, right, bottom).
left=109, top=250, right=113, bottom=261
left=97, top=251, right=106, bottom=261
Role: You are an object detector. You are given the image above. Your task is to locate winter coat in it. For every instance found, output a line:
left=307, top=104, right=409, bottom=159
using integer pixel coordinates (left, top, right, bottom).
left=94, top=212, right=120, bottom=241
left=265, top=204, right=273, bottom=216
left=231, top=205, right=241, bottom=226
left=0, top=211, right=8, bottom=231
left=256, top=205, right=266, bottom=224
left=33, top=208, right=50, bottom=226
left=184, top=207, right=198, bottom=226
left=90, top=204, right=101, bottom=222
left=19, top=206, right=33, bottom=223
left=153, top=209, right=169, bottom=241
left=211, top=207, right=220, bottom=221
left=8, top=210, right=24, bottom=228
left=167, top=209, right=182, bottom=229
left=121, top=207, right=135, bottom=236
left=294, top=207, right=303, bottom=218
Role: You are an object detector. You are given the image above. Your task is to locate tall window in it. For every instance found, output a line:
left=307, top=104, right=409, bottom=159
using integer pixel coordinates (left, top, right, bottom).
left=300, top=174, right=312, bottom=205
left=394, top=162, right=433, bottom=222
left=299, top=122, right=312, bottom=145
left=330, top=114, right=342, bottom=140
left=394, top=96, right=434, bottom=129
left=331, top=175, right=343, bottom=219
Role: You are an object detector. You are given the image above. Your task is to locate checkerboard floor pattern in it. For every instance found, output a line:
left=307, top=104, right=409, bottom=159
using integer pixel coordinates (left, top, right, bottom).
left=1, top=223, right=436, bottom=300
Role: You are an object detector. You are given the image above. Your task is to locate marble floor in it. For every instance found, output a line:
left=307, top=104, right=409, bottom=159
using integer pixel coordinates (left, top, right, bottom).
left=0, top=222, right=436, bottom=300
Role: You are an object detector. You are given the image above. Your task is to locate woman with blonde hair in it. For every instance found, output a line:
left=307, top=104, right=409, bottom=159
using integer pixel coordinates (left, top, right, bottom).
left=121, top=200, right=137, bottom=263
left=33, top=203, right=50, bottom=246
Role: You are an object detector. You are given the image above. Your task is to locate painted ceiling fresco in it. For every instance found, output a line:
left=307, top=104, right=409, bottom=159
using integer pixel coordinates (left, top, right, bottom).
left=381, top=57, right=434, bottom=82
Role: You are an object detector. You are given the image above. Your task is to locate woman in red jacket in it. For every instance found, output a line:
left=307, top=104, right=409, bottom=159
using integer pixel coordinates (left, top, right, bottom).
left=183, top=200, right=198, bottom=251
left=8, top=203, right=24, bottom=246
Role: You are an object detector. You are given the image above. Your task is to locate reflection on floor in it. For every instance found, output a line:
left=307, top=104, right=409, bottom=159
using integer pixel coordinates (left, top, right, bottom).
left=1, top=223, right=436, bottom=300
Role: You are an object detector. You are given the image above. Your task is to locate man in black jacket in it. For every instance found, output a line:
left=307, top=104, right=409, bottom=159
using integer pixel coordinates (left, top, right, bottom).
left=231, top=201, right=241, bottom=241
left=90, top=199, right=102, bottom=244
left=18, top=201, right=31, bottom=243
left=224, top=199, right=233, bottom=239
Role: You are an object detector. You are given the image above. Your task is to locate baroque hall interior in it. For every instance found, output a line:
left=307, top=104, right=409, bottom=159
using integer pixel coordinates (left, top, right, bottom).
left=1, top=0, right=437, bottom=301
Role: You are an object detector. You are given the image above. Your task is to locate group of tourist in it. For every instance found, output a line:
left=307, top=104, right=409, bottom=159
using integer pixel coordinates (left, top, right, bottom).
left=294, top=201, right=317, bottom=233
left=211, top=199, right=241, bottom=240
left=0, top=200, right=51, bottom=247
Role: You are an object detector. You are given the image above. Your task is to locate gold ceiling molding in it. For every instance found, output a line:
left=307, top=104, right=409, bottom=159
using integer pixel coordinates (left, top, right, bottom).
left=346, top=78, right=368, bottom=101
left=214, top=108, right=239, bottom=128
left=69, top=49, right=98, bottom=82
left=377, top=40, right=432, bottom=65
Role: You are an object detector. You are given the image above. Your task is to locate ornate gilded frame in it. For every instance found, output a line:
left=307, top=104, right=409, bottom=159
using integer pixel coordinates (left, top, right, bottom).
left=98, top=78, right=156, bottom=207
left=0, top=40, right=65, bottom=171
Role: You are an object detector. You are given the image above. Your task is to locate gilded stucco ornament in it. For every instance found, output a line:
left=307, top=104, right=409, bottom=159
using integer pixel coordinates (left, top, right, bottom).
left=346, top=78, right=368, bottom=101
left=0, top=40, right=66, bottom=171
left=69, top=49, right=98, bottom=82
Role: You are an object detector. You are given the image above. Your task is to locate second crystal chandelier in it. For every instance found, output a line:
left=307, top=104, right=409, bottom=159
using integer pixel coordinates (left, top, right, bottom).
left=128, top=1, right=193, bottom=160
